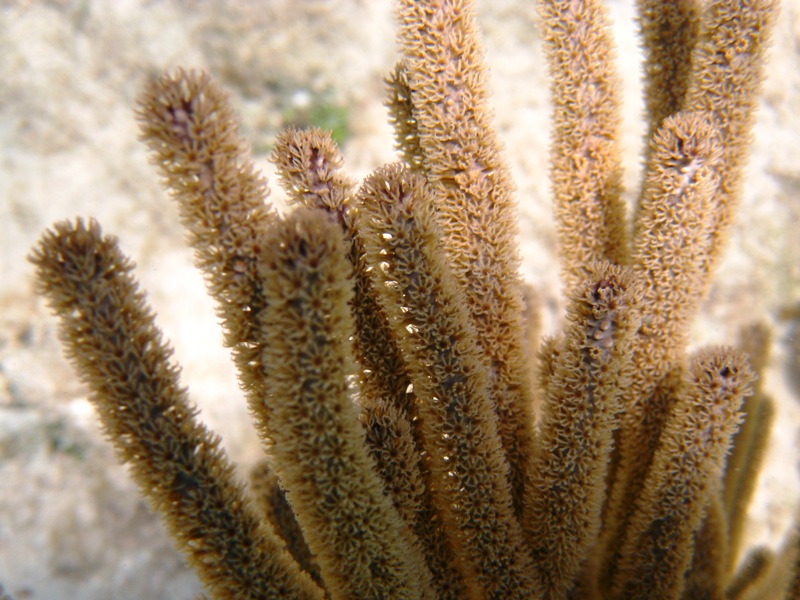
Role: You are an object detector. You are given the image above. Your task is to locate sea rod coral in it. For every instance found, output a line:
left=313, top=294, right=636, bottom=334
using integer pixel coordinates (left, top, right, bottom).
left=22, top=0, right=800, bottom=598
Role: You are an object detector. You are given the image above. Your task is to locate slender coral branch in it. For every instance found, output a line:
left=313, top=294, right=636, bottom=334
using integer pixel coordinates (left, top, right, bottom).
left=357, top=164, right=535, bottom=598
left=524, top=263, right=641, bottom=599
left=683, top=493, right=729, bottom=599
left=682, top=0, right=779, bottom=280
left=29, top=219, right=323, bottom=600
left=271, top=128, right=417, bottom=419
left=611, top=348, right=754, bottom=600
left=361, top=398, right=466, bottom=599
left=253, top=208, right=430, bottom=600
left=395, top=0, right=536, bottom=513
left=248, top=461, right=323, bottom=587
left=539, top=0, right=628, bottom=288
left=136, top=69, right=277, bottom=420
left=635, top=0, right=702, bottom=153
left=724, top=323, right=776, bottom=570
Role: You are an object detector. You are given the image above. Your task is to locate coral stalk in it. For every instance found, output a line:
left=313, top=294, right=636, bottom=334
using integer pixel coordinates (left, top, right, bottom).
left=136, top=69, right=277, bottom=418
left=539, top=0, right=628, bottom=289
left=395, top=0, right=535, bottom=513
left=357, top=164, right=535, bottom=598
left=29, top=219, right=323, bottom=600
left=611, top=348, right=754, bottom=600
left=253, top=208, right=429, bottom=599
left=524, top=263, right=641, bottom=599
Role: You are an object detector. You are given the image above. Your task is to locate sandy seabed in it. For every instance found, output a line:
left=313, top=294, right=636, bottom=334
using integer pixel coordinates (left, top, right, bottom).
left=1, top=1, right=800, bottom=598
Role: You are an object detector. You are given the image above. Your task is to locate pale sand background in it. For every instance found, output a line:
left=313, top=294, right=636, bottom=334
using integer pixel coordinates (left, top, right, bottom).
left=1, top=1, right=799, bottom=598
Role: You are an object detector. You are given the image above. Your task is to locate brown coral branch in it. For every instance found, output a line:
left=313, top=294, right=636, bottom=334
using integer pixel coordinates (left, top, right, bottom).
left=385, top=61, right=425, bottom=173
left=682, top=0, right=780, bottom=280
left=136, top=69, right=277, bottom=420
left=724, top=324, right=775, bottom=570
left=357, top=164, right=535, bottom=598
left=611, top=348, right=754, bottom=600
left=252, top=208, right=430, bottom=599
left=271, top=127, right=417, bottom=418
left=271, top=126, right=356, bottom=218
left=635, top=0, right=702, bottom=152
left=683, top=492, right=729, bottom=599
left=361, top=399, right=466, bottom=599
left=248, top=460, right=323, bottom=587
left=523, top=262, right=641, bottom=599
left=727, top=547, right=775, bottom=599
left=538, top=0, right=629, bottom=288
left=29, top=219, right=323, bottom=600
left=395, top=0, right=535, bottom=513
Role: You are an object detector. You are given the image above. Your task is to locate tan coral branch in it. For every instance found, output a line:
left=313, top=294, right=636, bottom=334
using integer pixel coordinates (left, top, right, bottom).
left=29, top=219, right=323, bottom=600
left=252, top=208, right=430, bottom=600
left=357, top=164, right=535, bottom=598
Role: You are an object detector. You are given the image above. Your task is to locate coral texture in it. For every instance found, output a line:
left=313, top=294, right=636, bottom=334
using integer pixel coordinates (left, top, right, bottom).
left=21, top=0, right=800, bottom=598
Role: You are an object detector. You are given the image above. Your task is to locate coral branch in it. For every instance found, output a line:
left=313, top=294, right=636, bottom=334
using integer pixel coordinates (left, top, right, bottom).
left=136, top=69, right=277, bottom=419
left=253, top=208, right=429, bottom=599
left=683, top=0, right=779, bottom=278
left=395, top=0, right=535, bottom=513
left=524, top=263, right=641, bottom=599
left=539, top=0, right=628, bottom=288
left=357, top=164, right=535, bottom=598
left=636, top=0, right=702, bottom=149
left=611, top=348, right=754, bottom=599
left=29, top=219, right=323, bottom=600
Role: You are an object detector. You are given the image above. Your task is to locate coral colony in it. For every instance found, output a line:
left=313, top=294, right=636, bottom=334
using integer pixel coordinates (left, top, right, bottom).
left=27, top=0, right=796, bottom=598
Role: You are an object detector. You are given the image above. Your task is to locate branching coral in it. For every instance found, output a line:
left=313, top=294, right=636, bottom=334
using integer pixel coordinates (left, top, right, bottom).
left=26, top=0, right=798, bottom=598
